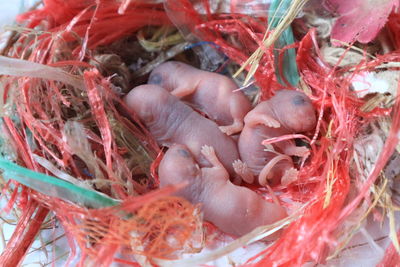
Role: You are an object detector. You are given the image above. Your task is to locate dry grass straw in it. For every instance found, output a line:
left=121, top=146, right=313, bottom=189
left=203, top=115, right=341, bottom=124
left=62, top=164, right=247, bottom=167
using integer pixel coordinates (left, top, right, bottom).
left=137, top=26, right=184, bottom=52
left=233, top=0, right=309, bottom=85
left=331, top=39, right=376, bottom=60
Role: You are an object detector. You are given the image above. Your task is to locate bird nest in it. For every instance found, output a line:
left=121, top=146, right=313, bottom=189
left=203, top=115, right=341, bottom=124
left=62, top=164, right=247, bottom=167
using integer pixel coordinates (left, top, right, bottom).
left=0, top=0, right=399, bottom=266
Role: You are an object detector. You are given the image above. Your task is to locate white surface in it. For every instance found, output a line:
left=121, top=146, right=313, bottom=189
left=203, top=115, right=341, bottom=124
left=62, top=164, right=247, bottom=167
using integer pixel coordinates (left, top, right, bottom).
left=351, top=71, right=392, bottom=98
left=0, top=0, right=36, bottom=27
left=0, top=0, right=38, bottom=51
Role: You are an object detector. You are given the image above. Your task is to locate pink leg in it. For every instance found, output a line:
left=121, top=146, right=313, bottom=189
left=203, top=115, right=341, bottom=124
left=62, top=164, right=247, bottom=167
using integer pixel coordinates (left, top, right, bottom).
left=219, top=95, right=251, bottom=135
left=219, top=120, right=244, bottom=136
left=200, top=145, right=229, bottom=180
left=244, top=111, right=280, bottom=128
left=232, top=159, right=255, bottom=184
left=201, top=145, right=223, bottom=167
left=170, top=84, right=197, bottom=98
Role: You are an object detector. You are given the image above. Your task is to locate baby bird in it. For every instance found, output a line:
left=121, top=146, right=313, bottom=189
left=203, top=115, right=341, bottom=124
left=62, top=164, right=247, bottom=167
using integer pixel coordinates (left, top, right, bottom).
left=159, top=144, right=287, bottom=238
left=149, top=61, right=252, bottom=135
left=124, top=84, right=240, bottom=177
left=235, top=90, right=317, bottom=186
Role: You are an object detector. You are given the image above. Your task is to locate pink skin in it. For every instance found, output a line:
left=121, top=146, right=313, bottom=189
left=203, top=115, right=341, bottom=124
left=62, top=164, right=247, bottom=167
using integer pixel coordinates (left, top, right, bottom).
left=148, top=61, right=252, bottom=135
left=236, top=90, right=317, bottom=186
left=159, top=144, right=287, bottom=238
left=124, top=84, right=240, bottom=176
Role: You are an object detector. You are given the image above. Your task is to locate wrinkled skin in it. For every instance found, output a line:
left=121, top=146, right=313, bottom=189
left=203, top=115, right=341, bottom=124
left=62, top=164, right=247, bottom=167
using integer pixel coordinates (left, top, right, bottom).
left=124, top=84, right=240, bottom=176
left=237, top=90, right=317, bottom=185
left=159, top=144, right=287, bottom=238
left=148, top=61, right=252, bottom=135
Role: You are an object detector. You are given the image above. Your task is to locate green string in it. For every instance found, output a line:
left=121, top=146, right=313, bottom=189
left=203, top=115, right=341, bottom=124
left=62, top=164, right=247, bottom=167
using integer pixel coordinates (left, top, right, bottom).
left=269, top=0, right=300, bottom=87
left=0, top=158, right=119, bottom=209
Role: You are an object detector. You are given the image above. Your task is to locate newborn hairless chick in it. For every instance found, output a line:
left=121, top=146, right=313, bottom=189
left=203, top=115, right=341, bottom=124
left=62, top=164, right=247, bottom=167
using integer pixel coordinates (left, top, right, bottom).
left=124, top=84, right=240, bottom=176
left=148, top=61, right=252, bottom=135
left=159, top=144, right=287, bottom=238
left=235, top=90, right=317, bottom=186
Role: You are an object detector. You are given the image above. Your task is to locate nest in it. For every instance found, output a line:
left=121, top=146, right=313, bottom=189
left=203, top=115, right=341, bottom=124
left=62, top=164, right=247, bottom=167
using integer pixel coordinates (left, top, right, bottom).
left=0, top=0, right=399, bottom=266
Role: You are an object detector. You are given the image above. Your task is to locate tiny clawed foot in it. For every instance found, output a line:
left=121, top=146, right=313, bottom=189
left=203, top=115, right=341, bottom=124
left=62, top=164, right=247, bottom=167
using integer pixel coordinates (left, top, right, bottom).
left=200, top=145, right=215, bottom=157
left=219, top=122, right=243, bottom=136
left=267, top=119, right=280, bottom=128
left=219, top=125, right=236, bottom=136
left=219, top=125, right=231, bottom=135
left=232, top=159, right=254, bottom=184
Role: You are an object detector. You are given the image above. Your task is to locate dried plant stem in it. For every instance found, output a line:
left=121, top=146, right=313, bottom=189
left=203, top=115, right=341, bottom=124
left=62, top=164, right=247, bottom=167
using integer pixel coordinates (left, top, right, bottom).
left=234, top=0, right=309, bottom=85
left=331, top=39, right=376, bottom=60
left=131, top=42, right=189, bottom=78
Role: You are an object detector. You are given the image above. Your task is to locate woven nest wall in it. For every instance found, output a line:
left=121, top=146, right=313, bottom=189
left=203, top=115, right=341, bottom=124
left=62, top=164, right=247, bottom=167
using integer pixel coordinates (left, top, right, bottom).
left=0, top=0, right=399, bottom=266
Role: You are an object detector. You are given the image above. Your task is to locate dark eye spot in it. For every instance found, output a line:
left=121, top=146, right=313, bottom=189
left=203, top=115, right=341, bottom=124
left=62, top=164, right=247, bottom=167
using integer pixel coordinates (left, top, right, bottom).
left=177, top=149, right=191, bottom=158
left=293, top=95, right=306, bottom=106
left=148, top=73, right=162, bottom=85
